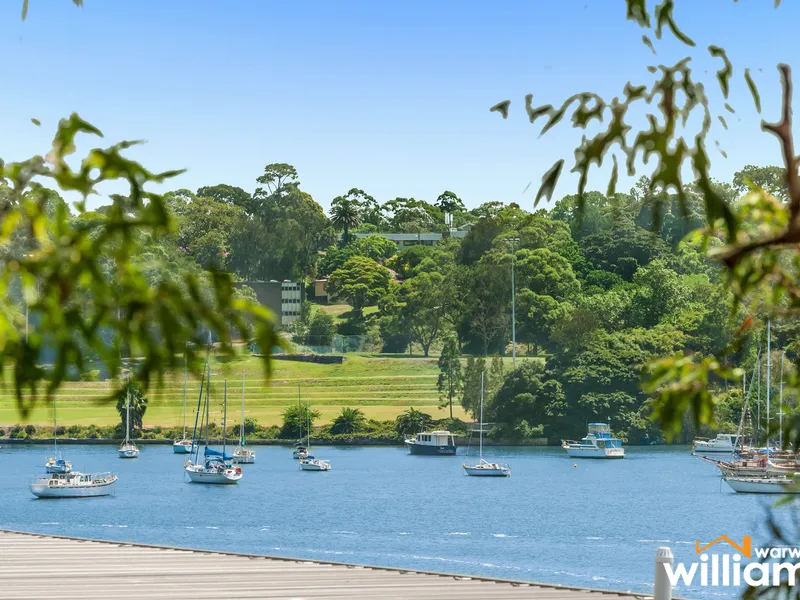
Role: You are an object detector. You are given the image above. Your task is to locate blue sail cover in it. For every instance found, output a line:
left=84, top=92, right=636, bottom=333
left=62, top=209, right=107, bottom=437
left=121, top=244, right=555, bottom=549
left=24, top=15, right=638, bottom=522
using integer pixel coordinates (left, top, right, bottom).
left=204, top=448, right=232, bottom=460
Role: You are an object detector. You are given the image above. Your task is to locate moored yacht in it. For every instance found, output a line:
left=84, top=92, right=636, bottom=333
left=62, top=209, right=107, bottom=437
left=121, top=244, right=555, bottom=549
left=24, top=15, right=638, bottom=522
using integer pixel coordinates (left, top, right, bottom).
left=405, top=430, right=457, bottom=455
left=118, top=384, right=139, bottom=459
left=692, top=433, right=739, bottom=456
left=185, top=453, right=242, bottom=484
left=30, top=471, right=117, bottom=498
left=463, top=372, right=510, bottom=477
left=562, top=423, right=624, bottom=459
left=723, top=474, right=800, bottom=494
left=231, top=372, right=256, bottom=464
left=173, top=359, right=194, bottom=454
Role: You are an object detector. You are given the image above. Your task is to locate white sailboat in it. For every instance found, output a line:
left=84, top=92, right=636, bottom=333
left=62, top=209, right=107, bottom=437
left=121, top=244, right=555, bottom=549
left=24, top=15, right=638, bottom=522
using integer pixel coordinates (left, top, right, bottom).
left=118, top=383, right=139, bottom=459
left=173, top=358, right=194, bottom=454
left=232, top=372, right=255, bottom=464
left=292, top=383, right=311, bottom=460
left=45, top=393, right=72, bottom=474
left=463, top=372, right=510, bottom=477
left=300, top=392, right=330, bottom=471
left=184, top=360, right=242, bottom=485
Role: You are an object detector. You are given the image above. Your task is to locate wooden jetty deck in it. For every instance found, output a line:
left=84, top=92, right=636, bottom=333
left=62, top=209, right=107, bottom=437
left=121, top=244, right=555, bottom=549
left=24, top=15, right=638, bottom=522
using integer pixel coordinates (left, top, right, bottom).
left=0, top=529, right=650, bottom=599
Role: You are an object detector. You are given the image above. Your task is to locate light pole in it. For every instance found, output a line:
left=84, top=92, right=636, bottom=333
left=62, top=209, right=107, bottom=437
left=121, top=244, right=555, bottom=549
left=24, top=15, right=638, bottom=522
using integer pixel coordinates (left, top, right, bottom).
left=507, top=237, right=520, bottom=367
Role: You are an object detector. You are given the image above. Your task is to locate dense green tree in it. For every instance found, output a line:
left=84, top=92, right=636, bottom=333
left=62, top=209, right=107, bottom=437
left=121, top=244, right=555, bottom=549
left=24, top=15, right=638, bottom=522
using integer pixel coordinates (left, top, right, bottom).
left=460, top=356, right=486, bottom=419
left=401, top=271, right=449, bottom=357
left=115, top=381, right=148, bottom=433
left=381, top=197, right=443, bottom=233
left=197, top=184, right=251, bottom=209
left=280, top=403, right=321, bottom=439
left=580, top=220, right=670, bottom=281
left=394, top=407, right=433, bottom=437
left=437, top=337, right=463, bottom=418
left=329, top=407, right=367, bottom=435
left=327, top=256, right=392, bottom=316
left=489, top=361, right=566, bottom=439
left=330, top=196, right=363, bottom=246
left=349, top=235, right=397, bottom=263
left=307, top=310, right=336, bottom=346
left=435, top=190, right=466, bottom=215
left=732, top=165, right=787, bottom=202
left=459, top=217, right=501, bottom=265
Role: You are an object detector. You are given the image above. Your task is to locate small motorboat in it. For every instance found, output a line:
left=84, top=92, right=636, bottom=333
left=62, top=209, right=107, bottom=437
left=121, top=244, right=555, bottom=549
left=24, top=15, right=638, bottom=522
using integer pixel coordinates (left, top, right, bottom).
left=45, top=457, right=72, bottom=474
left=30, top=472, right=117, bottom=498
left=562, top=423, right=624, bottom=459
left=300, top=459, right=331, bottom=472
left=692, top=433, right=740, bottom=456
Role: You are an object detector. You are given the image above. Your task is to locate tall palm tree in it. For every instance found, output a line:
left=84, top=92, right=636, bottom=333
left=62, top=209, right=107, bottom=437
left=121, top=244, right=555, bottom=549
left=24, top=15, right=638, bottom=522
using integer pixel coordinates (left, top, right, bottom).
left=330, top=407, right=367, bottom=434
left=330, top=197, right=362, bottom=246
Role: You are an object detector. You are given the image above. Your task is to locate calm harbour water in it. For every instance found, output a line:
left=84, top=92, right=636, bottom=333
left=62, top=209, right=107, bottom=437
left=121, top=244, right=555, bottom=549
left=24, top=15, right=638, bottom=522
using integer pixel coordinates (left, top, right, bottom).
left=0, top=443, right=784, bottom=598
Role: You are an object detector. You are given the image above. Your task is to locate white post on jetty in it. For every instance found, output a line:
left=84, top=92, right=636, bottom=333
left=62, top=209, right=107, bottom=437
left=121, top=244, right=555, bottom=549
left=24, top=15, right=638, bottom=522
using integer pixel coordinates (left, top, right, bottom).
left=654, top=546, right=674, bottom=600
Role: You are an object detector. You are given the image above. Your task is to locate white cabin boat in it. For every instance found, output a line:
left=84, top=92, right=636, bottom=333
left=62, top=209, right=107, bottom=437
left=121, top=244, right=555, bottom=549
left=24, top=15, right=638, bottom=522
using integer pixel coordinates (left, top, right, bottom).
left=30, top=472, right=117, bottom=498
left=405, top=431, right=457, bottom=455
left=300, top=459, right=331, bottom=471
left=45, top=457, right=72, bottom=474
left=562, top=423, right=624, bottom=459
left=723, top=475, right=799, bottom=494
left=118, top=442, right=139, bottom=459
left=693, top=433, right=739, bottom=456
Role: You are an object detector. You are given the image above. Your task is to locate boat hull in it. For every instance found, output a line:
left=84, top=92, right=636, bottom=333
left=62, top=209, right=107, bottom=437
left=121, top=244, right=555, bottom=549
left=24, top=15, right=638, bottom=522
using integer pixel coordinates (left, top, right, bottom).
left=565, top=446, right=624, bottom=459
left=232, top=454, right=255, bottom=464
left=30, top=479, right=116, bottom=499
left=172, top=441, right=193, bottom=454
left=118, top=449, right=139, bottom=459
left=185, top=467, right=241, bottom=484
left=300, top=460, right=330, bottom=471
left=463, top=465, right=510, bottom=477
left=724, top=477, right=799, bottom=494
left=405, top=442, right=456, bottom=456
left=45, top=462, right=72, bottom=474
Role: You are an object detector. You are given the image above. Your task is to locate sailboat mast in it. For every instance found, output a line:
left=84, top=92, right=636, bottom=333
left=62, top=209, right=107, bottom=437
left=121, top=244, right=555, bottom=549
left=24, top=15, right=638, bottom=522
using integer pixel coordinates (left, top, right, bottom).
left=53, top=392, right=57, bottom=454
left=204, top=358, right=210, bottom=449
left=479, top=371, right=484, bottom=459
left=306, top=392, right=310, bottom=448
left=767, top=319, right=771, bottom=443
left=298, top=383, right=302, bottom=441
left=125, top=381, right=131, bottom=443
left=223, top=380, right=228, bottom=457
left=182, top=353, right=188, bottom=440
left=779, top=351, right=785, bottom=449
left=240, top=371, right=245, bottom=446
left=757, top=354, right=762, bottom=441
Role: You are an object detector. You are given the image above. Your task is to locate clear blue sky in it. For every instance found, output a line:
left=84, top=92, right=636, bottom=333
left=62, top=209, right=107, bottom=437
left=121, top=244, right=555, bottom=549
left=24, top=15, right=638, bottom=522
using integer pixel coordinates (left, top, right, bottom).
left=0, top=0, right=796, bottom=211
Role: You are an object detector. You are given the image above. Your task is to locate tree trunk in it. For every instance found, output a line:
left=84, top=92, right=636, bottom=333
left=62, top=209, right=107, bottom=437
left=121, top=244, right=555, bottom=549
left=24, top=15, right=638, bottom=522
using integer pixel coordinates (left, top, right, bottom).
left=422, top=343, right=430, bottom=357
left=449, top=392, right=453, bottom=419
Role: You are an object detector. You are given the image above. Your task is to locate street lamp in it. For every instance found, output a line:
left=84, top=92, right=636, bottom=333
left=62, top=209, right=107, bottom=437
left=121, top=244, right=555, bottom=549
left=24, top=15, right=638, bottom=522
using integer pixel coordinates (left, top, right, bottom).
left=506, top=237, right=520, bottom=367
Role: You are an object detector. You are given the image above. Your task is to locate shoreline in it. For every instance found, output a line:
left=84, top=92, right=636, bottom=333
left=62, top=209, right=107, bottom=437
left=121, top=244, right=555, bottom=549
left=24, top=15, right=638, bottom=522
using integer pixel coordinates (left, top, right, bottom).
left=0, top=437, right=672, bottom=447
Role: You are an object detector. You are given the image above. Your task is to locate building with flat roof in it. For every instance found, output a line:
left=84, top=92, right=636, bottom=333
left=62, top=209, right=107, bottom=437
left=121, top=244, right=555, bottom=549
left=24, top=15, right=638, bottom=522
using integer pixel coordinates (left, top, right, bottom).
left=352, top=231, right=467, bottom=249
left=235, top=280, right=303, bottom=327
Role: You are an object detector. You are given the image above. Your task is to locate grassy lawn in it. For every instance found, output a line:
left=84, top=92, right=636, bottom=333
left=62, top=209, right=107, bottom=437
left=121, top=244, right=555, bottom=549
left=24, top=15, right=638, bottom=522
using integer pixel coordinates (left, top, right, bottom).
left=0, top=354, right=497, bottom=428
left=316, top=303, right=379, bottom=323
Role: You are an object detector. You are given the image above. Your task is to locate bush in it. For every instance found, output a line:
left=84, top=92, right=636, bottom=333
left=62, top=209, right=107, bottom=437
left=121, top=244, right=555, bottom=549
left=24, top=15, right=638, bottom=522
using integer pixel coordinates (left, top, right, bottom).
left=24, top=424, right=37, bottom=437
left=67, top=425, right=81, bottom=436
left=80, top=369, right=101, bottom=382
left=243, top=417, right=259, bottom=435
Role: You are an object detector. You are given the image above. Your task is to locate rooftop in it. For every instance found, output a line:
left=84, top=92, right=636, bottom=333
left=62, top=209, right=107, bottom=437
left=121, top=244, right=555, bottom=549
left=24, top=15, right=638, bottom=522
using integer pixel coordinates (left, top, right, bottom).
left=0, top=529, right=649, bottom=599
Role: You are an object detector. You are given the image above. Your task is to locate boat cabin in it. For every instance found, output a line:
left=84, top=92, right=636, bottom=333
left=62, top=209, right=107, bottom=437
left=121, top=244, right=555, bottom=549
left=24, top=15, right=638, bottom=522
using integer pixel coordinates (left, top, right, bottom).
left=413, top=431, right=456, bottom=446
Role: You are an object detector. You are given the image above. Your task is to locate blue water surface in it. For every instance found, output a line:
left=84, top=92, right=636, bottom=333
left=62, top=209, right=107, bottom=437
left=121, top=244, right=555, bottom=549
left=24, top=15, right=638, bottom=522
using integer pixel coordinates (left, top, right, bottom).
left=0, top=444, right=783, bottom=599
